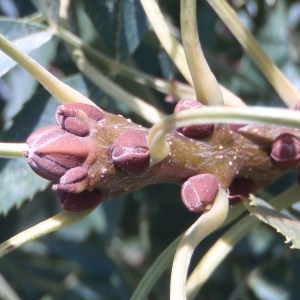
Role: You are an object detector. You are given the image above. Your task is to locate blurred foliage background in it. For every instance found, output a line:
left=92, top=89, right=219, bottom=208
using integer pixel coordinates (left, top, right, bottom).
left=1, top=0, right=300, bottom=299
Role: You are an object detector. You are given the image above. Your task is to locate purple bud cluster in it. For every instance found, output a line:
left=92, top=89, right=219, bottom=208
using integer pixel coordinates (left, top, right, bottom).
left=24, top=103, right=105, bottom=211
left=24, top=103, right=151, bottom=212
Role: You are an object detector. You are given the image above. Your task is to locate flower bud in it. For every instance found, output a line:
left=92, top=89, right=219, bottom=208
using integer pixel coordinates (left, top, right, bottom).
left=111, top=130, right=150, bottom=174
left=24, top=104, right=103, bottom=212
left=181, top=173, right=219, bottom=212
left=25, top=125, right=89, bottom=180
left=174, top=99, right=214, bottom=139
left=52, top=166, right=89, bottom=193
left=271, top=133, right=300, bottom=167
left=56, top=103, right=104, bottom=136
left=24, top=123, right=98, bottom=194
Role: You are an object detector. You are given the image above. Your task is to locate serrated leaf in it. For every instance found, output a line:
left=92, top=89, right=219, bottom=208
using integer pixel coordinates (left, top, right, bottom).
left=245, top=196, right=300, bottom=249
left=0, top=18, right=53, bottom=77
left=1, top=36, right=57, bottom=130
left=84, top=0, right=148, bottom=61
left=0, top=158, right=49, bottom=216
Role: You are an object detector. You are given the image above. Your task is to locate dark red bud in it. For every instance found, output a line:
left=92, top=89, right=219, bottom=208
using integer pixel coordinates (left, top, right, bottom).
left=52, top=166, right=89, bottom=193
left=228, top=177, right=255, bottom=205
left=24, top=125, right=97, bottom=182
left=271, top=133, right=300, bottom=167
left=56, top=103, right=104, bottom=136
left=181, top=173, right=219, bottom=212
left=174, top=99, right=214, bottom=139
left=111, top=130, right=150, bottom=174
left=25, top=126, right=65, bottom=180
left=57, top=189, right=103, bottom=212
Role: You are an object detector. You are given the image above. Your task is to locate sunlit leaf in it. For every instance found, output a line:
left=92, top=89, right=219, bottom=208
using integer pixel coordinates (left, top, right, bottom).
left=0, top=37, right=57, bottom=129
left=245, top=196, right=300, bottom=249
left=0, top=18, right=53, bottom=77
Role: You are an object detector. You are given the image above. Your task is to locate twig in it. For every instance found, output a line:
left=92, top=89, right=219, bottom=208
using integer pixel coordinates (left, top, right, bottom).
left=0, top=143, right=28, bottom=158
left=180, top=0, right=223, bottom=105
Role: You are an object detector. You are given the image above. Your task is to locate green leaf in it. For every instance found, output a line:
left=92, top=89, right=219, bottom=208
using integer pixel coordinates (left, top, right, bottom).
left=245, top=196, right=300, bottom=249
left=0, top=18, right=53, bottom=77
left=0, top=158, right=49, bottom=216
left=1, top=36, right=57, bottom=129
left=84, top=0, right=148, bottom=61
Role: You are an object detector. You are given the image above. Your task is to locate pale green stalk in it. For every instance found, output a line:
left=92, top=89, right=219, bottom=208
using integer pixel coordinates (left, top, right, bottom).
left=170, top=188, right=229, bottom=300
left=140, top=0, right=244, bottom=107
left=186, top=184, right=300, bottom=299
left=148, top=106, right=300, bottom=164
left=57, top=27, right=178, bottom=100
left=58, top=27, right=245, bottom=107
left=58, top=0, right=165, bottom=113
left=130, top=236, right=181, bottom=300
left=0, top=210, right=93, bottom=257
left=59, top=0, right=244, bottom=107
left=0, top=143, right=28, bottom=158
left=0, top=34, right=95, bottom=106
left=181, top=0, right=223, bottom=105
left=187, top=212, right=256, bottom=300
left=131, top=204, right=245, bottom=300
left=73, top=50, right=165, bottom=124
left=0, top=273, right=21, bottom=300
left=220, top=86, right=245, bottom=107
left=139, top=0, right=193, bottom=85
left=207, top=0, right=300, bottom=108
